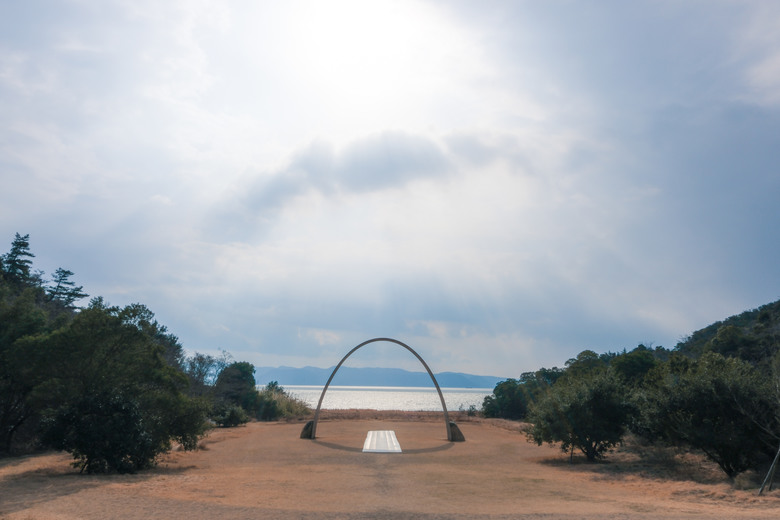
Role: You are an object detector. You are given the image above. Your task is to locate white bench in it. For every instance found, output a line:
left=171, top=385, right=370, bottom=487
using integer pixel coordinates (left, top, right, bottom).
left=362, top=430, right=402, bottom=453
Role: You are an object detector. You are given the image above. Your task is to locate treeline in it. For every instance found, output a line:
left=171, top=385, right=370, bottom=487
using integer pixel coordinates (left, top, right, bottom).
left=0, top=233, right=310, bottom=473
left=483, top=300, right=780, bottom=479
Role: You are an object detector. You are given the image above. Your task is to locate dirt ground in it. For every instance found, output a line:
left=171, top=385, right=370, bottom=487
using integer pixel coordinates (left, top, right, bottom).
left=2, top=411, right=780, bottom=519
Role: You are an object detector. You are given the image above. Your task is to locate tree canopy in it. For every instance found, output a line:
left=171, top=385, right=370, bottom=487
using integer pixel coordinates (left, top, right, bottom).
left=0, top=232, right=310, bottom=472
left=483, top=300, right=780, bottom=479
left=526, top=369, right=634, bottom=461
left=636, top=352, right=777, bottom=477
left=47, top=267, right=88, bottom=307
left=1, top=233, right=35, bottom=286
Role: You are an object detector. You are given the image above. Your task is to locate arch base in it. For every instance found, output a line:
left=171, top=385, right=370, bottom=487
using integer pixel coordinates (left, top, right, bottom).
left=449, top=422, right=466, bottom=442
left=300, top=420, right=314, bottom=439
left=300, top=419, right=465, bottom=441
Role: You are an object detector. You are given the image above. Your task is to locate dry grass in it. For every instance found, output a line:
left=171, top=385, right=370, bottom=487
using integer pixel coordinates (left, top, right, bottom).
left=2, top=412, right=779, bottom=519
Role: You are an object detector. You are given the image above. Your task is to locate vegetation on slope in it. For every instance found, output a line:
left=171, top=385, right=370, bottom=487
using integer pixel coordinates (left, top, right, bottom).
left=484, top=301, right=780, bottom=478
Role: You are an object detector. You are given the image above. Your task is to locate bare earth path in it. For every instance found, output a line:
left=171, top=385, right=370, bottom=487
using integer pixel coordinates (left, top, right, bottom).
left=2, top=414, right=780, bottom=519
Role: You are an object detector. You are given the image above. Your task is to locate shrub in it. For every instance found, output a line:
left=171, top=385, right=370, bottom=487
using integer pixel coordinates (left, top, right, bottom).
left=41, top=392, right=158, bottom=474
left=526, top=370, right=634, bottom=461
left=255, top=382, right=311, bottom=421
left=482, top=379, right=527, bottom=419
left=482, top=368, right=563, bottom=420
left=34, top=301, right=209, bottom=472
left=211, top=403, right=250, bottom=428
left=636, top=352, right=777, bottom=478
left=213, top=361, right=257, bottom=411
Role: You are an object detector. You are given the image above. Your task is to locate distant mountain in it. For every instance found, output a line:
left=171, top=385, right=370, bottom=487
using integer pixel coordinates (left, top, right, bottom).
left=254, top=365, right=502, bottom=389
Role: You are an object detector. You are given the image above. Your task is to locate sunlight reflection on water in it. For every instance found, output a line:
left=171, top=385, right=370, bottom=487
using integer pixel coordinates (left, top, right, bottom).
left=283, top=385, right=491, bottom=411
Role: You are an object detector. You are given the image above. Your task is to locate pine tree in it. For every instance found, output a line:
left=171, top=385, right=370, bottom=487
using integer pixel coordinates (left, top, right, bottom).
left=2, top=233, right=35, bottom=285
left=47, top=268, right=88, bottom=307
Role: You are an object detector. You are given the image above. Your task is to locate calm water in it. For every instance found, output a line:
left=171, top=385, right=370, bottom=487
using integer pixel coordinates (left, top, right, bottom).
left=284, top=385, right=491, bottom=411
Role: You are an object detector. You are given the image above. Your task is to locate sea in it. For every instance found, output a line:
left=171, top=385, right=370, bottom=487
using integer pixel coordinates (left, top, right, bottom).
left=283, top=385, right=492, bottom=412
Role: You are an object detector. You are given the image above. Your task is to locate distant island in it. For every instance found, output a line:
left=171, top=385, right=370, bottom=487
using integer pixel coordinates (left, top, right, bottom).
left=254, top=365, right=503, bottom=388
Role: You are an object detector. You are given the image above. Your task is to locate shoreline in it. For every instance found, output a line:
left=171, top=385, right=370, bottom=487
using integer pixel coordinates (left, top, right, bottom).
left=293, top=409, right=527, bottom=433
left=299, top=408, right=480, bottom=420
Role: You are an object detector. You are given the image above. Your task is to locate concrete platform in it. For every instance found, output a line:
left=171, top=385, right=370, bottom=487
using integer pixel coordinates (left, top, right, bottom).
left=362, top=430, right=402, bottom=453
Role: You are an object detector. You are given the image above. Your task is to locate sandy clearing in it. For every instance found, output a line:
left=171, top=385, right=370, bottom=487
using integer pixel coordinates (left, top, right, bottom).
left=1, top=414, right=779, bottom=519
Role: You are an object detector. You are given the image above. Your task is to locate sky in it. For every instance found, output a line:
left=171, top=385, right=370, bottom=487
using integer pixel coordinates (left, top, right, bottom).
left=2, top=1, right=779, bottom=378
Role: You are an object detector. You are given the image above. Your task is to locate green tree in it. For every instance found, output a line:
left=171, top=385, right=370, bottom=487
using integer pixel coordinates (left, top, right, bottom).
left=2, top=233, right=35, bottom=286
left=155, top=330, right=186, bottom=371
left=482, top=368, right=563, bottom=420
left=610, top=345, right=657, bottom=386
left=0, top=286, right=51, bottom=452
left=46, top=268, right=88, bottom=308
left=183, top=349, right=233, bottom=396
left=482, top=379, right=525, bottom=419
left=637, top=352, right=777, bottom=478
left=526, top=369, right=634, bottom=461
left=213, top=361, right=258, bottom=412
left=184, top=352, right=220, bottom=396
left=255, top=381, right=281, bottom=421
left=34, top=299, right=208, bottom=473
left=41, top=391, right=158, bottom=473
left=116, top=303, right=187, bottom=371
left=563, top=350, right=607, bottom=378
left=211, top=403, right=250, bottom=427
left=705, top=324, right=773, bottom=366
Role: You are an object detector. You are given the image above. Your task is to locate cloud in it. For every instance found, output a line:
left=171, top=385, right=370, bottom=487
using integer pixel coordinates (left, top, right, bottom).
left=736, top=2, right=780, bottom=106
left=2, top=1, right=779, bottom=378
left=299, top=328, right=343, bottom=347
left=216, top=131, right=451, bottom=234
left=337, top=132, right=451, bottom=191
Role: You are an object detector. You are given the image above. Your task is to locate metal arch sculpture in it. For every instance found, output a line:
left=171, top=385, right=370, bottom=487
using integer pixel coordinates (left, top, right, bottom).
left=301, top=337, right=461, bottom=442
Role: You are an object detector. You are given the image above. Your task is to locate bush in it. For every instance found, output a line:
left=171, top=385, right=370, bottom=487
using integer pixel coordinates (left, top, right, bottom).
left=526, top=370, right=634, bottom=461
left=255, top=382, right=311, bottom=421
left=482, top=368, right=563, bottom=420
left=213, top=361, right=257, bottom=411
left=482, top=379, right=527, bottom=419
left=636, top=352, right=777, bottom=478
left=41, top=392, right=158, bottom=474
left=34, top=301, right=209, bottom=472
left=211, top=403, right=250, bottom=428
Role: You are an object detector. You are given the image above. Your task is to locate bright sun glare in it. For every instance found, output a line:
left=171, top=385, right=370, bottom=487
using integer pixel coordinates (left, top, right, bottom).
left=279, top=0, right=481, bottom=138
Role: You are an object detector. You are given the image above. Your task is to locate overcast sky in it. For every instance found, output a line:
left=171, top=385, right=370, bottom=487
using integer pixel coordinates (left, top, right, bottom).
left=2, top=1, right=779, bottom=378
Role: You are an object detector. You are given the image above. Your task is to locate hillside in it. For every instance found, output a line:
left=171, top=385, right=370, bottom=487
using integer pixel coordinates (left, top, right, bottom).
left=674, top=298, right=780, bottom=366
